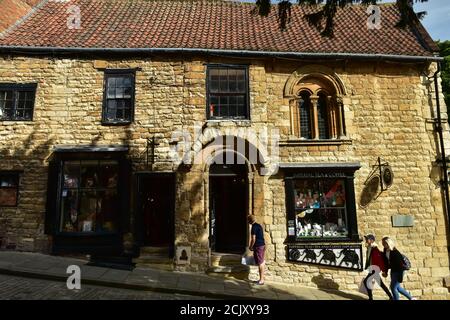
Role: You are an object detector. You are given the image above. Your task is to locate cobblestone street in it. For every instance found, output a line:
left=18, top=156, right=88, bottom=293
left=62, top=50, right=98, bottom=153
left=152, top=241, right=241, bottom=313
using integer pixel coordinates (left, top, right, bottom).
left=0, top=274, right=211, bottom=300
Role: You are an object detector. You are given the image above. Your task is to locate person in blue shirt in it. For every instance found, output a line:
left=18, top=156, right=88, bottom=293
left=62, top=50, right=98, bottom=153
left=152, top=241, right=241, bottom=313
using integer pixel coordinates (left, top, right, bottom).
left=248, top=215, right=265, bottom=285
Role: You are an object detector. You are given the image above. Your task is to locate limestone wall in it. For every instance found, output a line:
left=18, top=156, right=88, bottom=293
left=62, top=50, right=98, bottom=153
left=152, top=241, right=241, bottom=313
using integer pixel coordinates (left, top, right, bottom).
left=0, top=55, right=448, bottom=298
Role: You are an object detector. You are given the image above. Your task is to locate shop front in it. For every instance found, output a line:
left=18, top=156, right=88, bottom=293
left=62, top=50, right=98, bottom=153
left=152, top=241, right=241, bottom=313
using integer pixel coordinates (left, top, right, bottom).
left=281, top=163, right=363, bottom=271
left=44, top=146, right=131, bottom=257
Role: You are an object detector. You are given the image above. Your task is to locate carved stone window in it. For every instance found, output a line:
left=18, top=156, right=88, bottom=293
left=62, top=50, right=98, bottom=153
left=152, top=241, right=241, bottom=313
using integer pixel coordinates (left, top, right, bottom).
left=285, top=66, right=347, bottom=141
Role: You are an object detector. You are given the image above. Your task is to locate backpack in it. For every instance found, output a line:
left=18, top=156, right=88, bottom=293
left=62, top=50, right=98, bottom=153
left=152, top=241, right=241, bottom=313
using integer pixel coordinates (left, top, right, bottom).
left=400, top=253, right=411, bottom=271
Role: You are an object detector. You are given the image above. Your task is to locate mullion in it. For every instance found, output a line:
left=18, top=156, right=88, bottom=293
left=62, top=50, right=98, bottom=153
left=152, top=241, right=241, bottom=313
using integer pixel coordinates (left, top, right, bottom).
left=13, top=91, right=19, bottom=119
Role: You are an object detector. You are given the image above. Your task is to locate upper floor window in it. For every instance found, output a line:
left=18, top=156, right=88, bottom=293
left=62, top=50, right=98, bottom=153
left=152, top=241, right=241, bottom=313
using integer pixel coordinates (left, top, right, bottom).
left=0, top=172, right=20, bottom=207
left=102, top=70, right=135, bottom=125
left=207, top=65, right=249, bottom=120
left=287, top=72, right=346, bottom=140
left=0, top=83, right=37, bottom=121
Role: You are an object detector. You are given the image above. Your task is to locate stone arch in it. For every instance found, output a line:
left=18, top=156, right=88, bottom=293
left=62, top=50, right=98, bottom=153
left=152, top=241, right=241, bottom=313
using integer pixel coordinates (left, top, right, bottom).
left=284, top=64, right=347, bottom=98
left=189, top=128, right=275, bottom=175
left=285, top=65, right=348, bottom=139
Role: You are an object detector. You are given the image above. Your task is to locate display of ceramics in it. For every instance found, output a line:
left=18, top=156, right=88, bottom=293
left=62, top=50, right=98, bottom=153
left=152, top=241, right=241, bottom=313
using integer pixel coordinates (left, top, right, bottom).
left=297, top=211, right=306, bottom=218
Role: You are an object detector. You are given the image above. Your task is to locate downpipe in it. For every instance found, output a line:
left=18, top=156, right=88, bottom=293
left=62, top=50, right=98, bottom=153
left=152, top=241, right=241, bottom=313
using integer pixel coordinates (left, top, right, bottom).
left=432, top=62, right=450, bottom=239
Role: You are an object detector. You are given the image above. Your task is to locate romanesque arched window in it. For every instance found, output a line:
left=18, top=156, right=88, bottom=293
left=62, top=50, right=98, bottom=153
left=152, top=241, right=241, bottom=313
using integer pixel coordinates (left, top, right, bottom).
left=286, top=68, right=347, bottom=141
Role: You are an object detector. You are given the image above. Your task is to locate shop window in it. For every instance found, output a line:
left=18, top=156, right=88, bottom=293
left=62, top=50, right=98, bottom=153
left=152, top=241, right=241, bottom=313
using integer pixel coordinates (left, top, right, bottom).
left=293, top=179, right=348, bottom=239
left=285, top=168, right=359, bottom=242
left=0, top=83, right=37, bottom=121
left=207, top=65, right=249, bottom=120
left=102, top=70, right=135, bottom=124
left=59, top=160, right=119, bottom=233
left=0, top=173, right=19, bottom=207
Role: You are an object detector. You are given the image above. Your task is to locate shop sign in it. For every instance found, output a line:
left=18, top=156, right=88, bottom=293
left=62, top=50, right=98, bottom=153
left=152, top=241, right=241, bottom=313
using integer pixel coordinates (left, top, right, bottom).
left=287, top=244, right=363, bottom=271
left=293, top=172, right=347, bottom=179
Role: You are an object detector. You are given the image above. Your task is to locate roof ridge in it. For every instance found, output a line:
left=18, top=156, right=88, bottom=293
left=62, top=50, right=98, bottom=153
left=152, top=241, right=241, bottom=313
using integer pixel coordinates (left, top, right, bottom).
left=0, top=0, right=50, bottom=40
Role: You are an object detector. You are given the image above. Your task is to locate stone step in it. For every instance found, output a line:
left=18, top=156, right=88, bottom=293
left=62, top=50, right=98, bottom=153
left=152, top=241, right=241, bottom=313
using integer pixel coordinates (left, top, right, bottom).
left=133, top=255, right=173, bottom=265
left=135, top=263, right=175, bottom=271
left=210, top=253, right=243, bottom=267
left=133, top=254, right=174, bottom=271
left=139, top=246, right=170, bottom=255
left=206, top=265, right=251, bottom=280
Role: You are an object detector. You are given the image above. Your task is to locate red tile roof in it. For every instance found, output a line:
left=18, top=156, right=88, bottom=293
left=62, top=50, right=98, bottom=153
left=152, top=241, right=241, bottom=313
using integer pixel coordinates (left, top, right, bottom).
left=0, top=0, right=32, bottom=32
left=0, top=0, right=438, bottom=57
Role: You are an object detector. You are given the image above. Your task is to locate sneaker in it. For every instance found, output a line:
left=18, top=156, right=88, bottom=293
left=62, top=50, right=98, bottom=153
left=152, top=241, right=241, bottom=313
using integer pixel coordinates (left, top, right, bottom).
left=256, top=281, right=265, bottom=285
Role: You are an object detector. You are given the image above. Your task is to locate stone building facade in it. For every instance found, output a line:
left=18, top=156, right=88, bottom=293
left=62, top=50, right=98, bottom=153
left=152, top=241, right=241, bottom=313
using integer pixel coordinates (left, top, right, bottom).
left=0, top=0, right=449, bottom=299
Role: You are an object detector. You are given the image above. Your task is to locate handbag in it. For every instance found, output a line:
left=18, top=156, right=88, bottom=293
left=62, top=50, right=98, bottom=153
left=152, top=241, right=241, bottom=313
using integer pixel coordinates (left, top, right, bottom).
left=241, top=254, right=255, bottom=266
left=358, top=279, right=369, bottom=296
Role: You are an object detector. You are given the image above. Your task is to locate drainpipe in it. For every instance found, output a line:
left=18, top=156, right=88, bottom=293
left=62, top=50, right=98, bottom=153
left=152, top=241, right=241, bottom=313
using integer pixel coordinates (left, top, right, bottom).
left=433, top=62, right=450, bottom=227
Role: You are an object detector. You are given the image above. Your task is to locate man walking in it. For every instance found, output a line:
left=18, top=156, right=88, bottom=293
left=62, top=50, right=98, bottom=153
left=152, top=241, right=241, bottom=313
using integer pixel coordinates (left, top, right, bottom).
left=248, top=215, right=265, bottom=285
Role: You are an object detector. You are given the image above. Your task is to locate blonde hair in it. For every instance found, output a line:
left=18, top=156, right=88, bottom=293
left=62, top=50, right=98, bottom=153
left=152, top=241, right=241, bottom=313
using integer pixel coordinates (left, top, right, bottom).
left=247, top=215, right=256, bottom=224
left=382, top=237, right=396, bottom=251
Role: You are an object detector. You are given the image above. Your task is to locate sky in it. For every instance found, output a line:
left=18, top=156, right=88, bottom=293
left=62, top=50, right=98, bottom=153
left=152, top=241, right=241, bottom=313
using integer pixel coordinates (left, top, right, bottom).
left=243, top=0, right=450, bottom=41
left=407, top=0, right=450, bottom=41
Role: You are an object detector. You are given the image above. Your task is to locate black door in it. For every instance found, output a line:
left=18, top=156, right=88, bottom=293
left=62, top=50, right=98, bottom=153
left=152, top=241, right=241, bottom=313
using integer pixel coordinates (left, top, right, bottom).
left=209, top=165, right=247, bottom=254
left=137, top=174, right=175, bottom=249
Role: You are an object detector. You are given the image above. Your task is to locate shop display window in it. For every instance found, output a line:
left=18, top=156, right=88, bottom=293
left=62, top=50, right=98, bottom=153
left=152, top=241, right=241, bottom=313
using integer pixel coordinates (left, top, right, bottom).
left=293, top=179, right=348, bottom=239
left=60, top=160, right=119, bottom=233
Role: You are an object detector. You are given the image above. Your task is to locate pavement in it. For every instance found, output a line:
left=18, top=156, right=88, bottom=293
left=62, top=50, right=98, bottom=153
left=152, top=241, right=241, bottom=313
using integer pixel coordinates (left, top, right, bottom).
left=0, top=274, right=213, bottom=300
left=0, top=251, right=368, bottom=300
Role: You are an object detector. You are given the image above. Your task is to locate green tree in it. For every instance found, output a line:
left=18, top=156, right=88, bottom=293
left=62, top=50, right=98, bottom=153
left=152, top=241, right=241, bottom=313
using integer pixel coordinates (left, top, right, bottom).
left=255, top=0, right=429, bottom=36
left=437, top=41, right=450, bottom=118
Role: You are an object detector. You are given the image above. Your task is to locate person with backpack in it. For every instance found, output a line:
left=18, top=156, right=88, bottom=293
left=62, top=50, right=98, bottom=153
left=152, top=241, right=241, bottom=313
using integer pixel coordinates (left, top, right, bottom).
left=381, top=237, right=415, bottom=300
left=363, top=234, right=393, bottom=300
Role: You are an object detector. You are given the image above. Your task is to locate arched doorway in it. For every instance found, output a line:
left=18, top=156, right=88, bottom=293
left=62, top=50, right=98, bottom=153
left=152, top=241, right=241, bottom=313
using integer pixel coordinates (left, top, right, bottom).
left=209, top=162, right=248, bottom=254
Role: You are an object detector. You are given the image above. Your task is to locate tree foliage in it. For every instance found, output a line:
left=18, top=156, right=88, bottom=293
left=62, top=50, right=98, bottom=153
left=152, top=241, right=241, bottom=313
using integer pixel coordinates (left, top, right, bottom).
left=254, top=0, right=429, bottom=36
left=437, top=41, right=450, bottom=117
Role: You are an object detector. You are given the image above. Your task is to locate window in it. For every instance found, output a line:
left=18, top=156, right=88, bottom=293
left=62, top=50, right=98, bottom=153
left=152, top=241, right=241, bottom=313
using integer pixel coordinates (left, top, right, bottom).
left=102, top=70, right=135, bottom=124
left=0, top=84, right=37, bottom=121
left=297, top=90, right=336, bottom=140
left=59, top=160, right=119, bottom=233
left=289, top=74, right=346, bottom=140
left=284, top=167, right=360, bottom=242
left=207, top=66, right=249, bottom=120
left=299, top=92, right=312, bottom=139
left=293, top=178, right=348, bottom=239
left=0, top=173, right=19, bottom=207
left=317, top=93, right=330, bottom=140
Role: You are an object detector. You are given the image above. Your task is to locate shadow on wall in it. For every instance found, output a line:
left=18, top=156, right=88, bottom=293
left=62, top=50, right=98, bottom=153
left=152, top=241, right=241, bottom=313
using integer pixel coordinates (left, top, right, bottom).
left=311, top=274, right=365, bottom=300
left=311, top=274, right=339, bottom=290
left=0, top=125, right=55, bottom=251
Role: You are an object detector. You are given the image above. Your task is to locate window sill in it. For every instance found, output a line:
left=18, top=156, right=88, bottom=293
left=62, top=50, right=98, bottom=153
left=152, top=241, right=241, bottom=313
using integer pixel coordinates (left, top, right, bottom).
left=206, top=119, right=252, bottom=127
left=0, top=119, right=34, bottom=123
left=284, top=237, right=362, bottom=244
left=101, top=121, right=133, bottom=126
left=280, top=138, right=352, bottom=146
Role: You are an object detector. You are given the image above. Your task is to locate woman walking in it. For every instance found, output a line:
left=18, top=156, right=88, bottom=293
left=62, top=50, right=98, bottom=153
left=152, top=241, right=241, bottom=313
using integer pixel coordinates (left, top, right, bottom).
left=381, top=237, right=415, bottom=300
left=363, top=234, right=393, bottom=300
